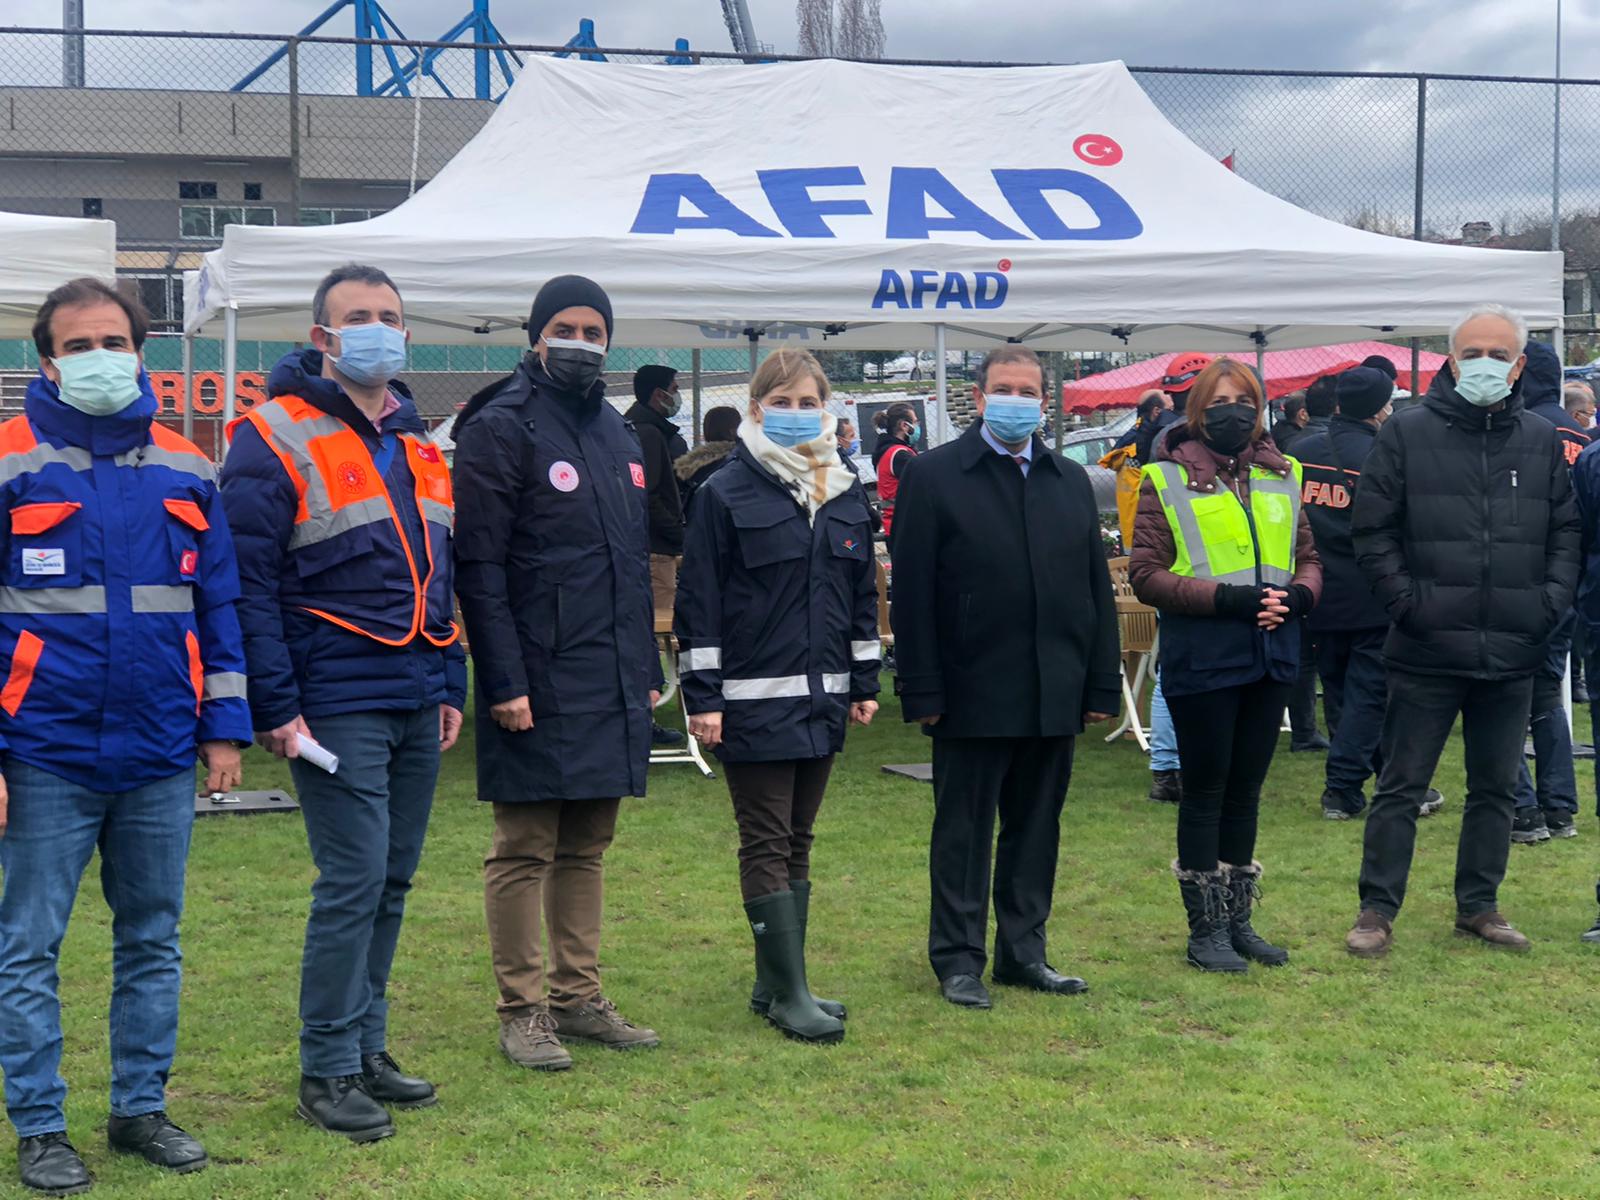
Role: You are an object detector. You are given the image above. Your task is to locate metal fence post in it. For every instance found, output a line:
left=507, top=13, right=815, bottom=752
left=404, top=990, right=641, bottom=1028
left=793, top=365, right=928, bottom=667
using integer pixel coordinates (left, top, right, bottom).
left=288, top=37, right=302, bottom=226
left=1410, top=74, right=1427, bottom=404
left=691, top=348, right=703, bottom=447
left=181, top=333, right=194, bottom=442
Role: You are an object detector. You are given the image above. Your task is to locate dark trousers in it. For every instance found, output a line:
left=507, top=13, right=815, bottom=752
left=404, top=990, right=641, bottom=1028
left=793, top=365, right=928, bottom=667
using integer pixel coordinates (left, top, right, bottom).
left=1166, top=678, right=1292, bottom=873
left=292, top=708, right=440, bottom=1077
left=1285, top=620, right=1321, bottom=741
left=1358, top=669, right=1533, bottom=920
left=1317, top=628, right=1389, bottom=809
left=1514, top=609, right=1578, bottom=815
left=928, top=736, right=1074, bottom=981
left=724, top=757, right=834, bottom=902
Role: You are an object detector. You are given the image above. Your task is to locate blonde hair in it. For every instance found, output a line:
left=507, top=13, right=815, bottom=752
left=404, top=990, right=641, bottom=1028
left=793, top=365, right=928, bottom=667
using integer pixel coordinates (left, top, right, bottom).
left=750, top=348, right=831, bottom=405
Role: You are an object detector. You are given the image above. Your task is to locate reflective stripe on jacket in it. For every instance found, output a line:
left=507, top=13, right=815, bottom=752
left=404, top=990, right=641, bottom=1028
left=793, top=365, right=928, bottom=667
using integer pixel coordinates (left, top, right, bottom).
left=0, top=375, right=252, bottom=791
left=1141, top=459, right=1303, bottom=587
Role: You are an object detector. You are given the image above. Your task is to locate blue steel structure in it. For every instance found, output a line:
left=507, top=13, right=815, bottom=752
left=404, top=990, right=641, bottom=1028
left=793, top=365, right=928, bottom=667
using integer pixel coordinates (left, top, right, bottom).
left=231, top=3, right=744, bottom=100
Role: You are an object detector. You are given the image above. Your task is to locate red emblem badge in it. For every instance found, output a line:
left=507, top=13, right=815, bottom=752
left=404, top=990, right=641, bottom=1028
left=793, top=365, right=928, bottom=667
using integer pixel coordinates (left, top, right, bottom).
left=629, top=462, right=646, bottom=488
left=417, top=444, right=442, bottom=464
left=336, top=461, right=369, bottom=495
left=180, top=549, right=198, bottom=576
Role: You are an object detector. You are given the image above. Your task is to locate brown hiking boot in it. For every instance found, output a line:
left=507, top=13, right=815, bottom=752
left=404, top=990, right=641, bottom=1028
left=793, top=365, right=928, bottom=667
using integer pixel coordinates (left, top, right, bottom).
left=1345, top=910, right=1393, bottom=958
left=551, top=997, right=661, bottom=1050
left=1454, top=911, right=1531, bottom=951
left=499, top=1007, right=572, bottom=1071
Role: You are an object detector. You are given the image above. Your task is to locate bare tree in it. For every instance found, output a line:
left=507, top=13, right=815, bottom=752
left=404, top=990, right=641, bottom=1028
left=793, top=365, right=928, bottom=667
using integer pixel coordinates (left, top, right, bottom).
left=835, top=0, right=885, bottom=58
left=796, top=0, right=833, bottom=56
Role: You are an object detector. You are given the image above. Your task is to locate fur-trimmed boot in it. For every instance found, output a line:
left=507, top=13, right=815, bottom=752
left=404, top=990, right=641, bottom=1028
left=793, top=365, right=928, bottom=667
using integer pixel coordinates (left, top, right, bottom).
left=1222, top=861, right=1289, bottom=966
left=1173, top=861, right=1248, bottom=973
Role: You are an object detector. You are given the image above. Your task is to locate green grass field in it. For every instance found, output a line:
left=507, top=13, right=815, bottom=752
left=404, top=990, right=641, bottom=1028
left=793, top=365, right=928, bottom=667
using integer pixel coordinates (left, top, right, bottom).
left=27, top=683, right=1600, bottom=1199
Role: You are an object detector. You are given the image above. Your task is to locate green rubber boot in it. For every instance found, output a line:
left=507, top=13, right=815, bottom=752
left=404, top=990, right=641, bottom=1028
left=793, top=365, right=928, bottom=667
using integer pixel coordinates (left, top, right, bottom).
left=750, top=880, right=847, bottom=1021
left=745, top=891, right=845, bottom=1044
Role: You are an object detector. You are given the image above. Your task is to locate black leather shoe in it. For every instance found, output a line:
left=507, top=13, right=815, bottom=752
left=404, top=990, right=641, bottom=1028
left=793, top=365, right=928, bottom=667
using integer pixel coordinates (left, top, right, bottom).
left=992, top=961, right=1090, bottom=995
left=106, top=1112, right=206, bottom=1174
left=1290, top=732, right=1331, bottom=752
left=17, top=1133, right=92, bottom=1196
left=651, top=722, right=686, bottom=748
left=296, top=1075, right=395, bottom=1143
left=938, top=973, right=992, bottom=1009
left=361, top=1052, right=437, bottom=1109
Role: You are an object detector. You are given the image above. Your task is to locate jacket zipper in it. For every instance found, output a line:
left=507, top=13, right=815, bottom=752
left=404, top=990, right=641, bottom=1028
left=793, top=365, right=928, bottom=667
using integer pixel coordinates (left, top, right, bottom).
left=1478, top=415, right=1491, bottom=671
left=1230, top=466, right=1265, bottom=587
left=1511, top=468, right=1519, bottom=525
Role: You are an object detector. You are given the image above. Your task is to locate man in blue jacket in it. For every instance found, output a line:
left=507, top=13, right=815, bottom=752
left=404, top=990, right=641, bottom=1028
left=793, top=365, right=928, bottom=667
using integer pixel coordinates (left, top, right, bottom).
left=221, top=264, right=466, bottom=1143
left=0, top=279, right=251, bottom=1194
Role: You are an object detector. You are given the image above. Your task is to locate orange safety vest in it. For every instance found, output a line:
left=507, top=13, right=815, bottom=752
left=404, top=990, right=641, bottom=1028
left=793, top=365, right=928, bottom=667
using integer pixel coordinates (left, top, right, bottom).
left=228, top=395, right=459, bottom=648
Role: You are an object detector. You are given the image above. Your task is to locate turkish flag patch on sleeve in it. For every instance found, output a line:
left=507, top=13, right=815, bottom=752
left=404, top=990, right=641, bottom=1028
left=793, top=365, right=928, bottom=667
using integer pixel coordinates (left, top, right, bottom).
left=417, top=444, right=442, bottom=464
left=629, top=462, right=646, bottom=488
left=180, top=549, right=199, bottom=576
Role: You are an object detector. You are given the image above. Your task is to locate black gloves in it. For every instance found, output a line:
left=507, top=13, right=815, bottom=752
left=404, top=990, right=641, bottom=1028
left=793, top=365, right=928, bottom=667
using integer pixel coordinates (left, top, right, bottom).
left=1213, top=583, right=1266, bottom=621
left=1282, top=584, right=1316, bottom=618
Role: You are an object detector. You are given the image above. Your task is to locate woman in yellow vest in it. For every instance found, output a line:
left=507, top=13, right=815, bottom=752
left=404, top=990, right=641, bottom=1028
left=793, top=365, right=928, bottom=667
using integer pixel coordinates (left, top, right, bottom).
left=1129, top=359, right=1321, bottom=973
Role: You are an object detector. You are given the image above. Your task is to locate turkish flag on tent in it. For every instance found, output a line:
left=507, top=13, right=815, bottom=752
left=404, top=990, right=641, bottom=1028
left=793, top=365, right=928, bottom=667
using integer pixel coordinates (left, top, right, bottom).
left=1220, top=151, right=1235, bottom=171
left=1061, top=341, right=1447, bottom=412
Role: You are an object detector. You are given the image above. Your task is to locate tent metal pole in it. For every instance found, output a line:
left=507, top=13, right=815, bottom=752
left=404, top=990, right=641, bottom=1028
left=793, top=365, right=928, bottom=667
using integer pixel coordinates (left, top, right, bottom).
left=181, top=333, right=195, bottom=443
left=746, top=329, right=759, bottom=382
left=691, top=348, right=703, bottom=448
left=1051, top=350, right=1065, bottom=445
left=222, top=306, right=239, bottom=428
left=934, top=324, right=948, bottom=446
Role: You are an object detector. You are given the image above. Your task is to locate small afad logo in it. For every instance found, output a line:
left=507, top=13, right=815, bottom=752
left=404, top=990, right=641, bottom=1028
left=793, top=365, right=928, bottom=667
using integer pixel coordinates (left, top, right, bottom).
left=336, top=461, right=369, bottom=495
left=842, top=537, right=859, bottom=553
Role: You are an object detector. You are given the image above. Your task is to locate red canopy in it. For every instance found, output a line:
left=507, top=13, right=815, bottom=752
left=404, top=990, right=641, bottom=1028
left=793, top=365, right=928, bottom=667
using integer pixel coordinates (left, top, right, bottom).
left=1061, top=341, right=1447, bottom=412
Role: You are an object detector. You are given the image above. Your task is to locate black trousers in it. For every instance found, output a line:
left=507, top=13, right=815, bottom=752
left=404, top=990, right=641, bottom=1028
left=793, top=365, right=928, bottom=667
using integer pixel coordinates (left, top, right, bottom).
left=1286, top=620, right=1321, bottom=741
left=928, top=736, right=1075, bottom=981
left=1358, top=669, right=1533, bottom=920
left=1166, top=678, right=1292, bottom=873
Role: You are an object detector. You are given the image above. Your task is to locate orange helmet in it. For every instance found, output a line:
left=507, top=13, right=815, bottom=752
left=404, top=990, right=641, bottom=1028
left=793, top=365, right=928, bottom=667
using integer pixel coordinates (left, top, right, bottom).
left=1161, top=352, right=1214, bottom=393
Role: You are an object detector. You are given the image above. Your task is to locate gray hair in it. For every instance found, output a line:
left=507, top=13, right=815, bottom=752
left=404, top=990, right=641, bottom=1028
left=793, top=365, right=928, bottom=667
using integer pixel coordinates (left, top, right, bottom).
left=1565, top=380, right=1596, bottom=409
left=312, top=263, right=403, bottom=327
left=1448, top=303, right=1528, bottom=355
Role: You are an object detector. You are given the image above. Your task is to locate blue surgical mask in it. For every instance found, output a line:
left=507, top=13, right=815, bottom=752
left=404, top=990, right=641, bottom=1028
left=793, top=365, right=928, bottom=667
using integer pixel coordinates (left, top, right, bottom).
left=1455, top=355, right=1515, bottom=408
left=983, top=395, right=1042, bottom=443
left=52, top=348, right=142, bottom=416
left=323, top=322, right=408, bottom=387
left=762, top=406, right=824, bottom=448
left=906, top=424, right=920, bottom=443
left=847, top=438, right=861, bottom=455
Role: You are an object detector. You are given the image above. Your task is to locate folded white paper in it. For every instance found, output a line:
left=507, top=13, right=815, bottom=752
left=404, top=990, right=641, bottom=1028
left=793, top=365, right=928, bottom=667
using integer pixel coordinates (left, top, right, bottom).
left=296, top=733, right=339, bottom=775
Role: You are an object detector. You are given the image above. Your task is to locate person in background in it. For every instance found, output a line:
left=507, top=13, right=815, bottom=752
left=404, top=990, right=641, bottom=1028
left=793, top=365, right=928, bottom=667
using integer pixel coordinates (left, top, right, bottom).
left=1132, top=359, right=1321, bottom=973
left=1113, top=390, right=1167, bottom=454
left=1136, top=353, right=1212, bottom=465
left=1570, top=406, right=1600, bottom=938
left=1360, top=355, right=1399, bottom=384
left=1295, top=368, right=1445, bottom=821
left=1510, top=341, right=1588, bottom=843
left=0, top=280, right=250, bottom=1194
left=452, top=275, right=663, bottom=1073
left=892, top=346, right=1120, bottom=1010
left=837, top=416, right=860, bottom=458
left=675, top=348, right=879, bottom=1045
left=872, top=402, right=920, bottom=542
left=675, top=404, right=741, bottom=519
left=1346, top=304, right=1579, bottom=958
left=626, top=366, right=689, bottom=751
left=1565, top=381, right=1595, bottom=431
left=1103, top=393, right=1166, bottom=550
left=1270, top=392, right=1308, bottom=453
left=223, top=264, right=466, bottom=1142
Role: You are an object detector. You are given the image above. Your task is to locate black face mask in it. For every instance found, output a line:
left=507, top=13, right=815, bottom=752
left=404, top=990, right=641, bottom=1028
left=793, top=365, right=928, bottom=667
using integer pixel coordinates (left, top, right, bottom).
left=1201, top=402, right=1257, bottom=455
left=541, top=339, right=607, bottom=398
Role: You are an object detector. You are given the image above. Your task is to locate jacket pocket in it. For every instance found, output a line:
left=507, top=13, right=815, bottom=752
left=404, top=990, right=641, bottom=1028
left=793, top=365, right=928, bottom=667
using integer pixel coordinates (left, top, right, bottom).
left=8, top=500, right=84, bottom=589
left=732, top=501, right=806, bottom=569
left=0, top=629, right=43, bottom=717
left=826, top=514, right=870, bottom=562
left=163, top=496, right=209, bottom=585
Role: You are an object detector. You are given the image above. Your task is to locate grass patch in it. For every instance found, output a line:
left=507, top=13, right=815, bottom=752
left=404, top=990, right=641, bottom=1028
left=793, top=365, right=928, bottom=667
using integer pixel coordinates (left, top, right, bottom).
left=27, top=682, right=1600, bottom=1198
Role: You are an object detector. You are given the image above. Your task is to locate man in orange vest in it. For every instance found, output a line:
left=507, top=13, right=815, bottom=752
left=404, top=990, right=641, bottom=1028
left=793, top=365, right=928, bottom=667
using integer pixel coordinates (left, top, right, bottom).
left=221, top=264, right=465, bottom=1143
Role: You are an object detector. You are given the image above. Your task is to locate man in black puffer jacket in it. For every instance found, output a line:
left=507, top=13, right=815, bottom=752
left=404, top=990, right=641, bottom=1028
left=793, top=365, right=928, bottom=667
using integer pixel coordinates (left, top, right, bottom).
left=1344, top=306, right=1581, bottom=959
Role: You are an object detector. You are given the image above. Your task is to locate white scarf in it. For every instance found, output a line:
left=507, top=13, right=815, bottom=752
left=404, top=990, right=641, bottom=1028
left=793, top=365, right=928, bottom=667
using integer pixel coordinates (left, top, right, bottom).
left=739, top=411, right=857, bottom=525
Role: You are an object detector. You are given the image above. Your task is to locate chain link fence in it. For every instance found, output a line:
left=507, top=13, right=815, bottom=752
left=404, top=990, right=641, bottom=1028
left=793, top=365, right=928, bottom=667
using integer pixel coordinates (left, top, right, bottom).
left=2, top=27, right=1597, bottom=452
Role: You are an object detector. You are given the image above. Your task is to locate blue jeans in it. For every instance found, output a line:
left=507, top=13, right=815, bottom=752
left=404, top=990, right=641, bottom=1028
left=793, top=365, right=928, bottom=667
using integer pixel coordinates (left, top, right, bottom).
left=0, top=761, right=195, bottom=1137
left=1149, top=668, right=1179, bottom=772
left=1514, top=610, right=1578, bottom=815
left=292, top=708, right=439, bottom=1077
left=1318, top=629, right=1388, bottom=812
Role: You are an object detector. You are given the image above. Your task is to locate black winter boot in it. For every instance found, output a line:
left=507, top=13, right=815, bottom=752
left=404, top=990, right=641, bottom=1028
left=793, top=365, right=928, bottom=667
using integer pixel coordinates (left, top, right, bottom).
left=751, top=880, right=847, bottom=1021
left=745, top=891, right=845, bottom=1044
left=1148, top=770, right=1182, bottom=805
left=1221, top=861, right=1289, bottom=966
left=1173, top=861, right=1248, bottom=973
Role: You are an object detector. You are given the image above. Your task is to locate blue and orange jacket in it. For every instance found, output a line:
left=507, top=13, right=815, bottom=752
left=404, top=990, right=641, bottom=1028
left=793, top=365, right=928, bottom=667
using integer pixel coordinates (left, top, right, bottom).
left=220, top=350, right=466, bottom=730
left=0, top=373, right=252, bottom=791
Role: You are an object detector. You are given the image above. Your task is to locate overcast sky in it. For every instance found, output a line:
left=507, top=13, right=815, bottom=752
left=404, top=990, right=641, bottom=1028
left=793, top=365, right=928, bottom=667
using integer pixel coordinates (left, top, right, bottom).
left=6, top=0, right=1594, bottom=75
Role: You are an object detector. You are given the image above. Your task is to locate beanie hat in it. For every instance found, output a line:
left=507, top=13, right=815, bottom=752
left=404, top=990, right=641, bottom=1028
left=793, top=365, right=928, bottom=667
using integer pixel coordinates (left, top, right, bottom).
left=527, top=275, right=614, bottom=348
left=633, top=364, right=678, bottom=404
left=1336, top=366, right=1393, bottom=420
left=1360, top=354, right=1398, bottom=381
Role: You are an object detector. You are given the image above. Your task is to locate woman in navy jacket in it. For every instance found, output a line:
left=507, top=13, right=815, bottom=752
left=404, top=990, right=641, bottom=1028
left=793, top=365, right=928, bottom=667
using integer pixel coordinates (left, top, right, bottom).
left=674, top=349, right=880, bottom=1045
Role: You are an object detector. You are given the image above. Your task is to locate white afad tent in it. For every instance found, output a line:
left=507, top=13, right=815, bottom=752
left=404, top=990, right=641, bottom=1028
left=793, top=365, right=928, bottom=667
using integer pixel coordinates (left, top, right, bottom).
left=0, top=210, right=118, bottom=337
left=186, top=56, right=1560, bottom=416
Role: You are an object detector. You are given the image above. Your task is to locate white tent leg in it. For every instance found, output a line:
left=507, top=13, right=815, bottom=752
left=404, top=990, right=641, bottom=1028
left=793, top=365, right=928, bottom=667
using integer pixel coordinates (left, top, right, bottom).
left=934, top=323, right=948, bottom=445
left=691, top=348, right=703, bottom=447
left=222, top=306, right=239, bottom=427
left=181, top=333, right=195, bottom=442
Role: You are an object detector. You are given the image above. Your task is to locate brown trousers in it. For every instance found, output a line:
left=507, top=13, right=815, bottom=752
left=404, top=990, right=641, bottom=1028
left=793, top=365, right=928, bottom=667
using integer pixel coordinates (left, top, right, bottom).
left=724, top=757, right=835, bottom=902
left=484, top=798, right=621, bottom=1014
left=650, top=554, right=680, bottom=629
